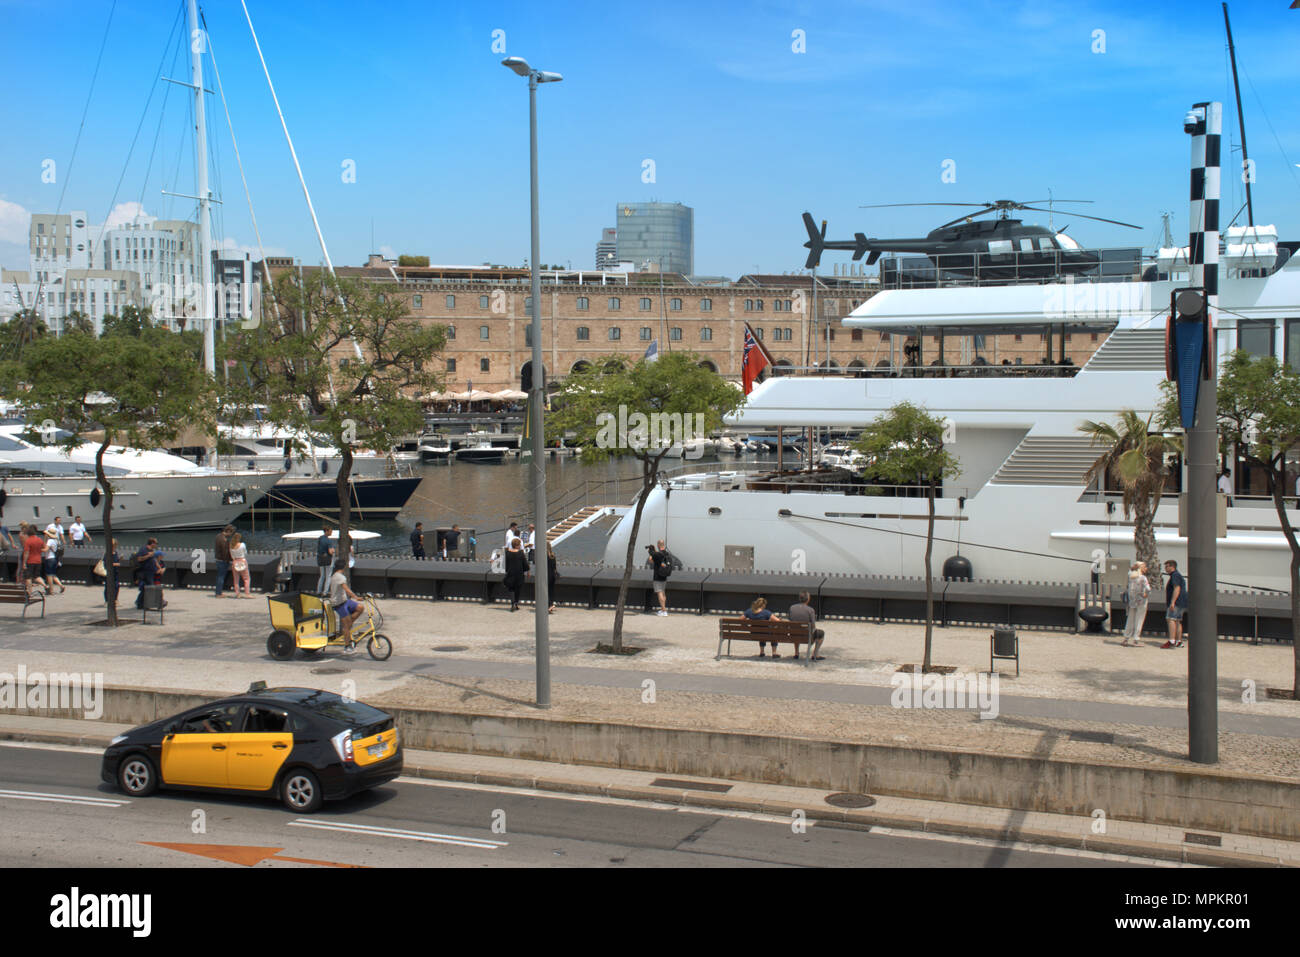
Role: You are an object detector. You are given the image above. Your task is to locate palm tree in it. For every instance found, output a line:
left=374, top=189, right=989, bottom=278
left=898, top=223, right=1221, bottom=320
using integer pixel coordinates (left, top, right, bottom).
left=1079, top=410, right=1181, bottom=590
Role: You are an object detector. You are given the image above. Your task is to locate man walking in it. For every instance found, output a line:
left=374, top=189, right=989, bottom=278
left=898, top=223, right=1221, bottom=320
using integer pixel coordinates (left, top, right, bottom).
left=316, top=525, right=335, bottom=595
left=648, top=539, right=672, bottom=616
left=1218, top=468, right=1233, bottom=508
left=1162, top=559, right=1188, bottom=648
left=69, top=516, right=91, bottom=548
left=525, top=524, right=536, bottom=564
left=787, top=591, right=827, bottom=660
left=442, top=524, right=461, bottom=559
left=213, top=525, right=233, bottom=598
left=411, top=522, right=426, bottom=559
left=505, top=522, right=520, bottom=550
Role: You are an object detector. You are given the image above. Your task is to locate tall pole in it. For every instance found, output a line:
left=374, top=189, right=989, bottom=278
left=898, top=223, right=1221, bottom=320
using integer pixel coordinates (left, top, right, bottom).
left=188, top=0, right=213, bottom=378
left=1222, top=4, right=1253, bottom=227
left=527, top=73, right=551, bottom=709
left=1186, top=101, right=1220, bottom=764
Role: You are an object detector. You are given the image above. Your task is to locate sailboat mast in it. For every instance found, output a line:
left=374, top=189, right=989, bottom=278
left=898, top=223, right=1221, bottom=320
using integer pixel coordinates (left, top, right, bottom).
left=1222, top=2, right=1253, bottom=227
left=188, top=0, right=214, bottom=377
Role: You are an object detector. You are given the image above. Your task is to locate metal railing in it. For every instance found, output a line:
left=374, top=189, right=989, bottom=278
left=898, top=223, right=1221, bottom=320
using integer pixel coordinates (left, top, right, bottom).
left=877, top=247, right=1150, bottom=290
left=765, top=361, right=1082, bottom=379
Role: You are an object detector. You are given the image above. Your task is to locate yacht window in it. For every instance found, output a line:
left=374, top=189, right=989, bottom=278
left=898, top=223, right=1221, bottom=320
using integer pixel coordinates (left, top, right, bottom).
left=1018, top=239, right=1034, bottom=253
left=988, top=240, right=1013, bottom=256
left=1238, top=320, right=1274, bottom=358
left=0, top=436, right=26, bottom=451
left=1036, top=238, right=1055, bottom=251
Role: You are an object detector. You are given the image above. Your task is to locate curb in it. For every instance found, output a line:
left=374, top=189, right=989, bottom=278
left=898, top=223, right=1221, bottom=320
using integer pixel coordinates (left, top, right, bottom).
left=6, top=726, right=1290, bottom=867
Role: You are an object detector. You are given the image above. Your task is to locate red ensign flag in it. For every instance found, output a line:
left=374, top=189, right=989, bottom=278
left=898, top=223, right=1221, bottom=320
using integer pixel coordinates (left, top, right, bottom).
left=742, top=323, right=774, bottom=394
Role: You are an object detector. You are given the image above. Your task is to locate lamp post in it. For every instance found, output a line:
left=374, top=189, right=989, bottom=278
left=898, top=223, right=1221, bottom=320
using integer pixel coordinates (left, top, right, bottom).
left=503, top=55, right=561, bottom=709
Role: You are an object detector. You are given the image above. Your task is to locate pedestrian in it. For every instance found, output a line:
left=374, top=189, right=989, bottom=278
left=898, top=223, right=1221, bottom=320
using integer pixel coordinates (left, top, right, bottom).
left=787, top=591, right=826, bottom=660
left=503, top=536, right=527, bottom=611
left=442, top=524, right=461, bottom=559
left=316, top=525, right=335, bottom=595
left=328, top=560, right=365, bottom=653
left=213, top=525, right=234, bottom=598
left=545, top=542, right=558, bottom=614
left=42, top=525, right=66, bottom=593
left=1121, top=561, right=1151, bottom=647
left=0, top=521, right=13, bottom=583
left=103, top=538, right=122, bottom=607
left=410, top=522, right=426, bottom=559
left=505, top=521, right=520, bottom=550
left=525, top=524, right=536, bottom=564
left=647, top=539, right=672, bottom=616
left=1218, top=468, right=1233, bottom=507
left=132, top=538, right=162, bottom=610
left=1162, top=559, right=1188, bottom=648
left=69, top=515, right=91, bottom=548
left=744, top=596, right=782, bottom=658
left=22, top=524, right=48, bottom=596
left=44, top=516, right=66, bottom=548
left=229, top=532, right=251, bottom=598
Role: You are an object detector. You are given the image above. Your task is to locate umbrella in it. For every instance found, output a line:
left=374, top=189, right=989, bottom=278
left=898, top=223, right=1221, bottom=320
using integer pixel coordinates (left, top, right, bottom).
left=491, top=389, right=527, bottom=401
left=281, top=529, right=382, bottom=541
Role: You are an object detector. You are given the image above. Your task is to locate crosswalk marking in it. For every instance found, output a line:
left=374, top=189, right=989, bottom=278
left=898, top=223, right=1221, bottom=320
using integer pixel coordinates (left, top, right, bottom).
left=288, top=818, right=506, bottom=850
left=0, top=787, right=128, bottom=808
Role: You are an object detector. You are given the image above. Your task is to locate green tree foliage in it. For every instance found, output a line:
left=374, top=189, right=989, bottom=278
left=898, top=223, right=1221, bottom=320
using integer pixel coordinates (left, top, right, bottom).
left=1078, top=410, right=1181, bottom=591
left=226, top=271, right=445, bottom=563
left=397, top=255, right=429, bottom=267
left=549, top=352, right=743, bottom=651
left=3, top=327, right=217, bottom=625
left=99, top=304, right=153, bottom=339
left=63, top=311, right=94, bottom=336
left=0, top=309, right=48, bottom=362
left=853, top=402, right=961, bottom=671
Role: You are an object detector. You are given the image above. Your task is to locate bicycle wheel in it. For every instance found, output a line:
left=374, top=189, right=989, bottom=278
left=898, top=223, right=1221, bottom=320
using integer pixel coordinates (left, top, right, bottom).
left=367, top=633, right=393, bottom=661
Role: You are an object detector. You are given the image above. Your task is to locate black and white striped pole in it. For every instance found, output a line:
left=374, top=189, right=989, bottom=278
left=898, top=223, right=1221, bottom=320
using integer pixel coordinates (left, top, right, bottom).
left=1180, top=100, right=1220, bottom=764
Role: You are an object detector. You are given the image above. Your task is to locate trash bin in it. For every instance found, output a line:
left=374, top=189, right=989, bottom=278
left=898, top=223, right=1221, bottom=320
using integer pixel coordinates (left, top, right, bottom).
left=992, top=627, right=1016, bottom=658
left=141, top=584, right=165, bottom=623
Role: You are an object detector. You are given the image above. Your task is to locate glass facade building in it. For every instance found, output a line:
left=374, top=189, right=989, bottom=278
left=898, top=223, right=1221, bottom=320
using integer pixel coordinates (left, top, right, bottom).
left=615, top=202, right=694, bottom=275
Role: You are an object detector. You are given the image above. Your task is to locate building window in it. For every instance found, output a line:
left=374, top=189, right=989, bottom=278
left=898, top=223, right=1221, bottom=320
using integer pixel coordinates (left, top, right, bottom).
left=447, top=358, right=457, bottom=373
left=1239, top=320, right=1274, bottom=358
left=413, top=294, right=422, bottom=309
left=774, top=299, right=783, bottom=312
left=640, top=327, right=652, bottom=341
left=525, top=325, right=534, bottom=347
left=609, top=297, right=621, bottom=310
left=446, top=324, right=455, bottom=340
left=480, top=358, right=490, bottom=373
left=1014, top=334, right=1023, bottom=342
left=700, top=327, right=712, bottom=341
left=754, top=327, right=763, bottom=340
left=670, top=298, right=682, bottom=311
left=445, top=295, right=455, bottom=309
left=524, top=296, right=532, bottom=311
left=669, top=327, right=682, bottom=341
left=576, top=327, right=590, bottom=341
left=851, top=329, right=862, bottom=342
left=755, top=299, right=764, bottom=311
left=701, top=298, right=712, bottom=312
left=480, top=325, right=490, bottom=340
left=744, top=299, right=754, bottom=311
left=339, top=357, right=350, bottom=369
left=608, top=327, right=621, bottom=340
left=639, top=298, right=652, bottom=311
left=1287, top=320, right=1300, bottom=372
left=576, top=297, right=588, bottom=311
left=479, top=295, right=489, bottom=309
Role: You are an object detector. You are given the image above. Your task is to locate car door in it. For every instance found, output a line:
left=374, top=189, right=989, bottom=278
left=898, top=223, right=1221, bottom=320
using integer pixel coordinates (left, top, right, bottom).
left=160, top=704, right=241, bottom=788
left=226, top=705, right=295, bottom=791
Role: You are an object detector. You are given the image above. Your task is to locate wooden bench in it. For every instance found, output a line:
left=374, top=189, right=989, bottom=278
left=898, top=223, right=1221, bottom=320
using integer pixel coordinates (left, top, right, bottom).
left=717, top=618, right=815, bottom=666
left=0, top=582, right=45, bottom=618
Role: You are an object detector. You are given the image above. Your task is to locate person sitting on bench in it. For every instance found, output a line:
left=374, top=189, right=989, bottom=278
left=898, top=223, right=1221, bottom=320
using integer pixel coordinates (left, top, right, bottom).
left=744, top=597, right=782, bottom=658
left=787, top=592, right=826, bottom=661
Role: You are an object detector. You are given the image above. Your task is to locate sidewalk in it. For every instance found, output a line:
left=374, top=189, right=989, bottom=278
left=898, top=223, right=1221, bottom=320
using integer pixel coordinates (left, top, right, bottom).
left=0, top=713, right=1291, bottom=867
left=1, top=583, right=1298, bottom=778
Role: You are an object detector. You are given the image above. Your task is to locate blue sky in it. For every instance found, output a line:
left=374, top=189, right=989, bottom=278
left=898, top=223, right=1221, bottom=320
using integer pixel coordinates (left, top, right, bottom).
left=1, top=0, right=1298, bottom=278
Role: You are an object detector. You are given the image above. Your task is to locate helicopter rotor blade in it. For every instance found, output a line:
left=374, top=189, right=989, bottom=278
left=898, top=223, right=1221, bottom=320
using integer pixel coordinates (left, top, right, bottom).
left=1018, top=206, right=1142, bottom=229
left=937, top=207, right=1001, bottom=228
left=859, top=202, right=990, bottom=208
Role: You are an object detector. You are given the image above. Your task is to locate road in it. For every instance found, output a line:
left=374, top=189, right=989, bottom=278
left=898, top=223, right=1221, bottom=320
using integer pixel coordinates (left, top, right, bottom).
left=0, top=743, right=1158, bottom=868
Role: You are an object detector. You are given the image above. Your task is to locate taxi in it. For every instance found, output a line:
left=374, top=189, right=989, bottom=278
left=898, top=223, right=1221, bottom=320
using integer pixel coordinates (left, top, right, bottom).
left=101, top=684, right=403, bottom=812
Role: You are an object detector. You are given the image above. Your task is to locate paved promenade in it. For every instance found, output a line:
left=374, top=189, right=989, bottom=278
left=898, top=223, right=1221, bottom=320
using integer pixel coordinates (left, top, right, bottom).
left=1, top=581, right=1297, bottom=777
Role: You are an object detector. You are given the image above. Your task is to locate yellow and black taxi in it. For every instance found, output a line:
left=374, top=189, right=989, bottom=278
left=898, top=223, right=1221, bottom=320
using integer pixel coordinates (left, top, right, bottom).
left=101, top=684, right=402, bottom=812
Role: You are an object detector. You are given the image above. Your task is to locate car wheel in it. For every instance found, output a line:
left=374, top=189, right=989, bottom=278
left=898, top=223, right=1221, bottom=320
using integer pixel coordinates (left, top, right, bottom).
left=368, top=633, right=393, bottom=661
left=267, top=629, right=295, bottom=661
left=280, top=768, right=323, bottom=813
left=118, top=753, right=158, bottom=797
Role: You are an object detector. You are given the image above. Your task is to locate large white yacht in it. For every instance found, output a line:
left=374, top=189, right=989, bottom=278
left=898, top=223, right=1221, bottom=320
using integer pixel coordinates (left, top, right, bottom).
left=602, top=230, right=1300, bottom=593
left=0, top=424, right=281, bottom=531
left=219, top=423, right=419, bottom=478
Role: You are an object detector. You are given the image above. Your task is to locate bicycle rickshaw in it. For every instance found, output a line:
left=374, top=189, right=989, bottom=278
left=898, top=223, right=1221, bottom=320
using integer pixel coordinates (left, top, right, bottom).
left=265, top=590, right=393, bottom=661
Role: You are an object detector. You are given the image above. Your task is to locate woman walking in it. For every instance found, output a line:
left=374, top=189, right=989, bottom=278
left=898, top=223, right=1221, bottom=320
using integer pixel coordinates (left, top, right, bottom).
left=1122, top=561, right=1151, bottom=646
left=21, top=525, right=47, bottom=596
left=42, top=526, right=66, bottom=593
left=545, top=542, right=558, bottom=614
left=503, top=537, right=528, bottom=611
left=229, top=532, right=252, bottom=598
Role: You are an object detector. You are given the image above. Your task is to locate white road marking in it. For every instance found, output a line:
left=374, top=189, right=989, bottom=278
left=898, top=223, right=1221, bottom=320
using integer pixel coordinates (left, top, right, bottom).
left=864, top=825, right=1198, bottom=867
left=0, top=787, right=128, bottom=808
left=0, top=740, right=106, bottom=755
left=288, top=818, right=506, bottom=850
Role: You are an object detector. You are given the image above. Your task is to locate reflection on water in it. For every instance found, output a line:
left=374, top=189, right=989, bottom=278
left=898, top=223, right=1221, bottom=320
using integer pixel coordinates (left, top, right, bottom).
left=100, top=454, right=748, bottom=563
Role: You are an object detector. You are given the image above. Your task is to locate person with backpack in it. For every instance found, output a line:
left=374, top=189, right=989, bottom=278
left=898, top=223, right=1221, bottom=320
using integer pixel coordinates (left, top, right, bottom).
left=648, top=539, right=672, bottom=617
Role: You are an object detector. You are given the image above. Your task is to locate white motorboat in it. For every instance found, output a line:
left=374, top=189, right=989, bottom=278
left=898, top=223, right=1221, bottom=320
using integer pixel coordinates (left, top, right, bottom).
left=455, top=432, right=508, bottom=463
left=417, top=432, right=452, bottom=462
left=220, top=423, right=419, bottom=478
left=0, top=424, right=280, bottom=531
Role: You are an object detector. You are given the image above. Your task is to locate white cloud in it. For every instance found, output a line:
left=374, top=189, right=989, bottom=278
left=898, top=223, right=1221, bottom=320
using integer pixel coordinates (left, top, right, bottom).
left=217, top=236, right=287, bottom=258
left=103, top=201, right=148, bottom=227
left=378, top=244, right=396, bottom=258
left=0, top=198, right=31, bottom=244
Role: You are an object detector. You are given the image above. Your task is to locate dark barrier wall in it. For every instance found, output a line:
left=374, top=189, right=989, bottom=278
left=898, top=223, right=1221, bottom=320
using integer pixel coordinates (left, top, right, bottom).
left=17, top=548, right=1292, bottom=642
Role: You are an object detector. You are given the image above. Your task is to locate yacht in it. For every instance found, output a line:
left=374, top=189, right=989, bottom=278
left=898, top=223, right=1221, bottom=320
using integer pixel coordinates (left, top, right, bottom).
left=600, top=227, right=1300, bottom=593
left=417, top=432, right=452, bottom=462
left=0, top=424, right=280, bottom=531
left=455, top=432, right=508, bottom=463
left=220, top=423, right=419, bottom=478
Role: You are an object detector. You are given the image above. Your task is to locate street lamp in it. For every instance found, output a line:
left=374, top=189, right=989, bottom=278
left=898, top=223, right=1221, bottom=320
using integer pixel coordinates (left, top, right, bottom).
left=502, top=55, right=562, bottom=709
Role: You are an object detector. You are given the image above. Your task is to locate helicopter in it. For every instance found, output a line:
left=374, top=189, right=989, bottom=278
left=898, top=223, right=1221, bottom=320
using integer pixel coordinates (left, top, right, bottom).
left=801, top=199, right=1142, bottom=280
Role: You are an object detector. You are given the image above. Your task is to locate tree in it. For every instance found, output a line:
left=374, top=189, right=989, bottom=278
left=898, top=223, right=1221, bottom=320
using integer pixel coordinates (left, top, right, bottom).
left=64, top=311, right=94, bottom=336
left=1193, top=350, right=1300, bottom=695
left=99, top=304, right=153, bottom=339
left=1079, top=409, right=1181, bottom=591
left=5, top=327, right=217, bottom=626
left=853, top=402, right=960, bottom=672
left=227, top=270, right=445, bottom=564
left=0, top=309, right=48, bottom=362
left=548, top=352, right=742, bottom=651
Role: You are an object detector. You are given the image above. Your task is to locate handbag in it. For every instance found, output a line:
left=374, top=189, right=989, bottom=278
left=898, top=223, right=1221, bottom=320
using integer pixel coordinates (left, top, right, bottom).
left=92, top=559, right=106, bottom=577
left=233, top=558, right=248, bottom=573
